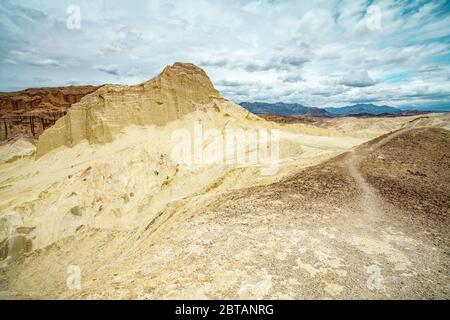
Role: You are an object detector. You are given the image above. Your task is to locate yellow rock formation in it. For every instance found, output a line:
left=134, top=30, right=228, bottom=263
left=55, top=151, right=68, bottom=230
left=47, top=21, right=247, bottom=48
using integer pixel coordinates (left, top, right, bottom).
left=36, top=63, right=222, bottom=157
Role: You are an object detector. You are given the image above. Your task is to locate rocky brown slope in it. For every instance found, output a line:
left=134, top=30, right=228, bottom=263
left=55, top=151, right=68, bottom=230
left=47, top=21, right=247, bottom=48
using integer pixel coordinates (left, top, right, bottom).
left=210, top=127, right=449, bottom=299
left=0, top=86, right=99, bottom=141
left=36, top=63, right=222, bottom=157
left=360, top=128, right=450, bottom=240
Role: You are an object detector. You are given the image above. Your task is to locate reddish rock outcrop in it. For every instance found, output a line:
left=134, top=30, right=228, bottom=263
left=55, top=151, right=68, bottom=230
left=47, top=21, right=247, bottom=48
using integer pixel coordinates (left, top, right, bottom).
left=0, top=86, right=100, bottom=141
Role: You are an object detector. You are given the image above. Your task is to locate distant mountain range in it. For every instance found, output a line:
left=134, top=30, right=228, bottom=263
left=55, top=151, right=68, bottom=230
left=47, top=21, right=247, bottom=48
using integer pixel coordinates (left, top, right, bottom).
left=325, top=104, right=401, bottom=116
left=239, top=102, right=448, bottom=117
left=239, top=102, right=329, bottom=117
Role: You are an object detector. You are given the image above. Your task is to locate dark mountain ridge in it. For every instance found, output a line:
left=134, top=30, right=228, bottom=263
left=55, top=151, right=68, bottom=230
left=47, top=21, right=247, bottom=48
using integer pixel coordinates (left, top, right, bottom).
left=239, top=102, right=445, bottom=117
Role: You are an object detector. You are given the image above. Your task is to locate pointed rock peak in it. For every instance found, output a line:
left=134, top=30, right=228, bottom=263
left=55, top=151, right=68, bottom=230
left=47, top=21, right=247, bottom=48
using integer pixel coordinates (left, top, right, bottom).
left=155, top=62, right=216, bottom=89
left=144, top=61, right=220, bottom=99
left=165, top=62, right=208, bottom=74
left=157, top=62, right=211, bottom=81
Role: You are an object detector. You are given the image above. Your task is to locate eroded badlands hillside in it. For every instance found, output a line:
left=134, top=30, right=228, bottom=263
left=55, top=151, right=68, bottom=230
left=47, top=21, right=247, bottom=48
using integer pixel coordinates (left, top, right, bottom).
left=0, top=86, right=99, bottom=141
left=0, top=63, right=448, bottom=299
left=36, top=63, right=223, bottom=157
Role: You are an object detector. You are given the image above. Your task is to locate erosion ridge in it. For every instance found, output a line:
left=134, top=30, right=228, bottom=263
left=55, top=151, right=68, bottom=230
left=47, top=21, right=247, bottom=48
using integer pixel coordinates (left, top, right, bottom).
left=0, top=86, right=99, bottom=141
left=36, top=63, right=223, bottom=157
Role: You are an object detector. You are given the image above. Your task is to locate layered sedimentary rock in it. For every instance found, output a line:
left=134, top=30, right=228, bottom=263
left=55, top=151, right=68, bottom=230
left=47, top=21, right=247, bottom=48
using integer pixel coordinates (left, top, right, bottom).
left=36, top=63, right=222, bottom=157
left=0, top=86, right=99, bottom=141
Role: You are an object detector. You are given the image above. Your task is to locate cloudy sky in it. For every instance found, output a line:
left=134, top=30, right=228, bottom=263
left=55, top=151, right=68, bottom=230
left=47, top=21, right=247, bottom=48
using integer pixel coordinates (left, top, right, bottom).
left=0, top=0, right=449, bottom=109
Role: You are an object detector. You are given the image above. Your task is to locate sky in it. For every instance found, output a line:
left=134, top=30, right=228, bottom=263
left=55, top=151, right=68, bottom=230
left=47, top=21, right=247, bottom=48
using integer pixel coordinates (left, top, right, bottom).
left=0, top=0, right=449, bottom=109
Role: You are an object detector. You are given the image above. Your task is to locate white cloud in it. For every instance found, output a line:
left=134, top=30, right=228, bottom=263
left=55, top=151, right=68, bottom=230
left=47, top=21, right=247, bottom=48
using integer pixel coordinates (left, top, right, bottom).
left=0, top=0, right=448, bottom=109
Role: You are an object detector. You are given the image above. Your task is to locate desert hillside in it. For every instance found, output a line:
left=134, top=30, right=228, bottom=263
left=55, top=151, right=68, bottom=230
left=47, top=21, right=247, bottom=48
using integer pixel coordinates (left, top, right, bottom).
left=0, top=63, right=448, bottom=299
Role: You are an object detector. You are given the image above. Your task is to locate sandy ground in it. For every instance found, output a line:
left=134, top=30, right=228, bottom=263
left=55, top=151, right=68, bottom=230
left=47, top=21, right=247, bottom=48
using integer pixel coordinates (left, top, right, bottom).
left=0, top=112, right=448, bottom=299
